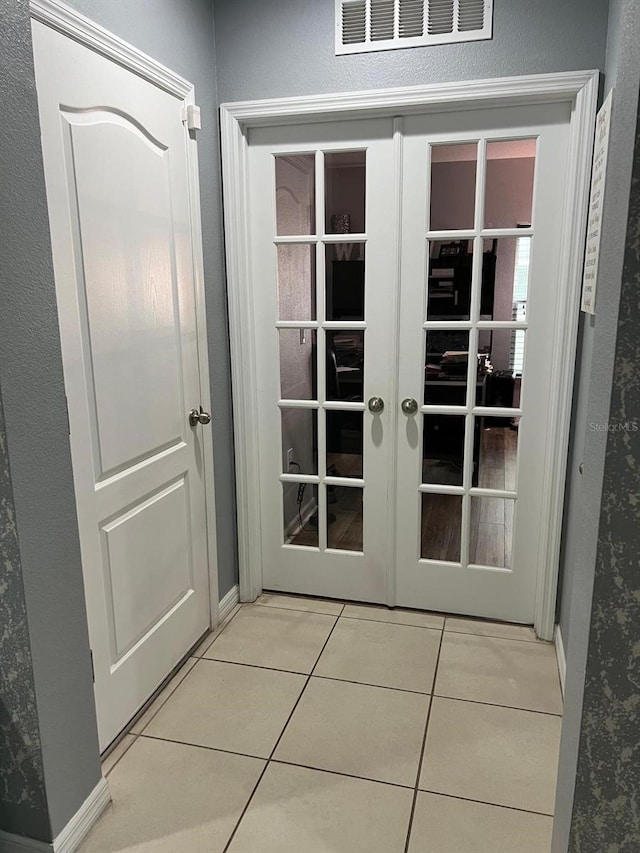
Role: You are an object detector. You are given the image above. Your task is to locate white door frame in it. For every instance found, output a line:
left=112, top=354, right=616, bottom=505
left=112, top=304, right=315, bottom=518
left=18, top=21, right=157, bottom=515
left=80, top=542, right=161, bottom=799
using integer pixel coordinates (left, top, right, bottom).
left=222, top=70, right=598, bottom=640
left=30, top=0, right=221, bottom=626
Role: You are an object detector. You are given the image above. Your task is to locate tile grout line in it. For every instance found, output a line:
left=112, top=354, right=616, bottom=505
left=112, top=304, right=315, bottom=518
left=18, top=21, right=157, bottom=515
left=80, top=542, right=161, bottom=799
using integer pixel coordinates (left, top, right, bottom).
left=194, top=602, right=245, bottom=658
left=417, top=788, right=555, bottom=819
left=403, top=626, right=445, bottom=853
left=443, top=627, right=551, bottom=646
left=134, top=734, right=555, bottom=819
left=432, top=693, right=563, bottom=718
left=221, top=613, right=342, bottom=853
left=124, top=604, right=245, bottom=743
left=103, top=732, right=139, bottom=778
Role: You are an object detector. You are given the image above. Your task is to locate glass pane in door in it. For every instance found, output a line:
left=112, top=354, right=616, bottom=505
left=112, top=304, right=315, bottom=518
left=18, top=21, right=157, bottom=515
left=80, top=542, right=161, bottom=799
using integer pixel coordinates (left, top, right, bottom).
left=427, top=240, right=474, bottom=320
left=327, top=486, right=363, bottom=552
left=281, top=408, right=317, bottom=475
left=469, top=496, right=515, bottom=568
left=283, top=483, right=319, bottom=547
left=480, top=237, right=531, bottom=321
left=423, top=414, right=465, bottom=486
left=425, top=329, right=470, bottom=406
left=420, top=493, right=462, bottom=562
left=277, top=244, right=316, bottom=321
left=326, top=330, right=364, bottom=402
left=326, top=410, right=363, bottom=479
left=476, top=417, right=519, bottom=491
left=326, top=243, right=365, bottom=321
left=279, top=329, right=317, bottom=400
left=484, top=139, right=536, bottom=229
left=325, top=150, right=366, bottom=234
left=275, top=154, right=315, bottom=235
left=430, top=142, right=477, bottom=230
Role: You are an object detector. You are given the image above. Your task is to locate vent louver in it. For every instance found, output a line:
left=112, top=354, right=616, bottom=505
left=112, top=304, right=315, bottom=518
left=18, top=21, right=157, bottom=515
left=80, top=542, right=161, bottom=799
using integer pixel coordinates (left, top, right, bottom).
left=342, top=0, right=367, bottom=44
left=337, top=0, right=492, bottom=54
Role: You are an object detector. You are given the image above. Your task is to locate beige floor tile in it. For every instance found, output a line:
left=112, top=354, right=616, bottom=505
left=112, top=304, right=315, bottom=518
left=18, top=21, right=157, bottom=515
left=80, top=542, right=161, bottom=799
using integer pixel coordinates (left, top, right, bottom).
left=130, top=657, right=197, bottom=735
left=408, top=792, right=553, bottom=853
left=79, top=737, right=264, bottom=853
left=274, top=677, right=429, bottom=786
left=101, top=735, right=136, bottom=776
left=193, top=603, right=243, bottom=657
left=314, top=618, right=440, bottom=692
left=257, top=593, right=344, bottom=616
left=343, top=603, right=444, bottom=630
left=420, top=698, right=561, bottom=815
left=227, top=762, right=413, bottom=853
left=204, top=606, right=336, bottom=673
left=144, top=659, right=306, bottom=758
left=445, top=616, right=543, bottom=643
left=435, top=633, right=563, bottom=714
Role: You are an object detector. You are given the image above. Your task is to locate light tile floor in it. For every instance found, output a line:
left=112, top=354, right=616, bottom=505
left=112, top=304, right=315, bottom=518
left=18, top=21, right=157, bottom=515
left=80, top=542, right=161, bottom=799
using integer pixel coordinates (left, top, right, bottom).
left=86, top=596, right=563, bottom=853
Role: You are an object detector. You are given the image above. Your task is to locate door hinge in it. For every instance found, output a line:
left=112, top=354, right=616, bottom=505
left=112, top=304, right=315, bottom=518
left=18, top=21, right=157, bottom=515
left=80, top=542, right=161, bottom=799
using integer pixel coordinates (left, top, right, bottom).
left=90, top=649, right=95, bottom=683
left=64, top=394, right=71, bottom=434
left=183, top=104, right=201, bottom=132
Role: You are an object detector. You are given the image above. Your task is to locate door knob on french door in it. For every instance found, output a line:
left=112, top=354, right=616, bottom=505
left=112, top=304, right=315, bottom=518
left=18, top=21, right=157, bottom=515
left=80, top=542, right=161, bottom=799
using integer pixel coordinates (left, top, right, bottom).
left=189, top=406, right=212, bottom=427
left=368, top=396, right=385, bottom=414
left=401, top=398, right=419, bottom=416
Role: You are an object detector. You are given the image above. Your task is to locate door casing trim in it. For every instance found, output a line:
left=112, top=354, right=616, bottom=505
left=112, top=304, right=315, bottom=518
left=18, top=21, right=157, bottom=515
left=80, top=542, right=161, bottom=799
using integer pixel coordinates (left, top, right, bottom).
left=29, top=0, right=221, bottom=655
left=221, top=71, right=599, bottom=640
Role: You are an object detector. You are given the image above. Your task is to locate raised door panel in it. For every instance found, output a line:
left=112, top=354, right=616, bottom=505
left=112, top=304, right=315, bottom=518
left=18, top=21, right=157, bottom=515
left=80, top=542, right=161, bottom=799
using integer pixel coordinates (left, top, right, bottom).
left=101, top=477, right=193, bottom=663
left=65, top=113, right=184, bottom=479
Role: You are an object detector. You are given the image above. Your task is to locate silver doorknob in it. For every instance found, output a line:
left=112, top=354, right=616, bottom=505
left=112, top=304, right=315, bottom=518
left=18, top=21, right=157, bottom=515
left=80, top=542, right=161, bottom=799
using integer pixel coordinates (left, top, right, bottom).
left=189, top=406, right=212, bottom=427
left=368, top=396, right=384, bottom=414
left=401, top=397, right=419, bottom=415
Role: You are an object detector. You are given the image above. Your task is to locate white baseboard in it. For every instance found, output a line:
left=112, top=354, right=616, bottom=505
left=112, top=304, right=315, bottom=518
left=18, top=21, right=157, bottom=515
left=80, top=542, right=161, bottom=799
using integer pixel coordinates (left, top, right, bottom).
left=0, top=777, right=111, bottom=853
left=218, top=584, right=239, bottom=622
left=555, top=624, right=566, bottom=697
left=54, top=777, right=111, bottom=852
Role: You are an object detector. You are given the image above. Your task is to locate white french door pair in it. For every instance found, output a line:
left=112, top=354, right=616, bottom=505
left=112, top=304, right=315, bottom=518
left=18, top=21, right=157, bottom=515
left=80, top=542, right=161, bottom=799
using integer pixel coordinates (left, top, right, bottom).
left=248, top=101, right=571, bottom=623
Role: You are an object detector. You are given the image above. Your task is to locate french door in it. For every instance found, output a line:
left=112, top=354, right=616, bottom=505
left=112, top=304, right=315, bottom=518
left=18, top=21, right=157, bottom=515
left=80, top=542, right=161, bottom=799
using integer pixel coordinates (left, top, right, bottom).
left=248, top=101, right=571, bottom=622
left=249, top=120, right=396, bottom=603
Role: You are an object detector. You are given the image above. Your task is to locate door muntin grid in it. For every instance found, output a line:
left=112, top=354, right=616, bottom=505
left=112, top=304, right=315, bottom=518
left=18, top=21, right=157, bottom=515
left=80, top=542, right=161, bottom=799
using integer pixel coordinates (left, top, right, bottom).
left=420, top=137, right=536, bottom=569
left=275, top=149, right=368, bottom=554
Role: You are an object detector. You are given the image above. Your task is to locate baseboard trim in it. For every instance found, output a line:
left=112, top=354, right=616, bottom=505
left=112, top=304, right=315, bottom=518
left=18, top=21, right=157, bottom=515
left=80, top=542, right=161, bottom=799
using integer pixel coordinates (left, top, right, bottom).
left=0, top=778, right=110, bottom=853
left=53, top=776, right=111, bottom=852
left=555, top=624, right=566, bottom=697
left=218, top=584, right=239, bottom=622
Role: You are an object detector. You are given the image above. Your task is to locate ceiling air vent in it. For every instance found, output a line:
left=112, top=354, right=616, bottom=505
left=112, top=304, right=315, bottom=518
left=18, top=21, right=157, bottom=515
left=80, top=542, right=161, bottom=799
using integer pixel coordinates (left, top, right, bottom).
left=336, top=0, right=492, bottom=54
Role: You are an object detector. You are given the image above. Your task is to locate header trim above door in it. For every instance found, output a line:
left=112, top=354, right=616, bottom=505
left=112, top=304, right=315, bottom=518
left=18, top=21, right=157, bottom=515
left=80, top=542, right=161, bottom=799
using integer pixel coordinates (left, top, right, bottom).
left=30, top=0, right=192, bottom=97
left=221, top=70, right=599, bottom=640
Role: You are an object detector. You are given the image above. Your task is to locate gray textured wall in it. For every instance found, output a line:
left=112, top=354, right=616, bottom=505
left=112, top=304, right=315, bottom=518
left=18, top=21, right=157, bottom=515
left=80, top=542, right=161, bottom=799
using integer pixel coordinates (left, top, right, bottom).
left=553, top=1, right=640, bottom=850
left=569, top=97, right=640, bottom=847
left=213, top=0, right=608, bottom=102
left=0, top=0, right=101, bottom=840
left=0, top=392, right=50, bottom=842
left=66, top=0, right=238, bottom=599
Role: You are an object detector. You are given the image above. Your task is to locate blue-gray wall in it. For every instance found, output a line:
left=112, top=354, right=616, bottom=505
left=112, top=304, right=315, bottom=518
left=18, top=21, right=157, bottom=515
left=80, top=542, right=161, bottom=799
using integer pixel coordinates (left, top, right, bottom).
left=553, top=1, right=640, bottom=849
left=213, top=0, right=608, bottom=102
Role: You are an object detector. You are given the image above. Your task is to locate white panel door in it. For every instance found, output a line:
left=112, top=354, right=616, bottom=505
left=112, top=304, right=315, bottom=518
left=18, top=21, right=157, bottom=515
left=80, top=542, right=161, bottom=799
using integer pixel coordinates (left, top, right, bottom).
left=248, top=120, right=396, bottom=602
left=32, top=21, right=213, bottom=750
left=395, top=103, right=572, bottom=621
